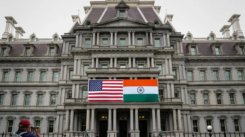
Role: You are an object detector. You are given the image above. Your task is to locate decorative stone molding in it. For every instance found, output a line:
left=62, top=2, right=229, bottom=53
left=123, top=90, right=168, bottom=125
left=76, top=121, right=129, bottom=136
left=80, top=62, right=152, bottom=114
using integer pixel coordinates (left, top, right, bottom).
left=214, top=89, right=223, bottom=93
left=240, top=89, right=245, bottom=93
left=204, top=115, right=213, bottom=119
left=38, top=68, right=48, bottom=72
left=6, top=116, right=16, bottom=120
left=211, top=42, right=223, bottom=55
left=187, top=43, right=201, bottom=55
left=14, top=68, right=23, bottom=72
left=19, top=116, right=30, bottom=120
left=26, top=68, right=36, bottom=71
left=36, top=91, right=46, bottom=95
left=223, top=67, right=232, bottom=70
left=11, top=91, right=20, bottom=94
left=201, top=90, right=211, bottom=94
left=33, top=116, right=43, bottom=121
left=49, top=91, right=58, bottom=95
left=24, top=91, right=33, bottom=95
left=210, top=67, right=220, bottom=70
left=217, top=115, right=227, bottom=119
left=20, top=43, right=35, bottom=56
left=46, top=116, right=56, bottom=121
left=29, top=33, right=38, bottom=42
left=198, top=67, right=207, bottom=71
left=234, top=42, right=245, bottom=54
left=52, top=33, right=60, bottom=41
left=45, top=43, right=59, bottom=56
left=227, top=89, right=237, bottom=93
left=231, top=115, right=241, bottom=119
left=0, top=44, right=12, bottom=56
left=187, top=90, right=197, bottom=94
left=0, top=91, right=7, bottom=94
left=207, top=31, right=216, bottom=40
left=190, top=116, right=200, bottom=120
left=185, top=31, right=193, bottom=40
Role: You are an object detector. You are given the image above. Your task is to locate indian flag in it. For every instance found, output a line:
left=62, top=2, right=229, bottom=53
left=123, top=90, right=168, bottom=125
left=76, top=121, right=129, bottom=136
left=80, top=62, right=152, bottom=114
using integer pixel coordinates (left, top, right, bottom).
left=123, top=79, right=159, bottom=102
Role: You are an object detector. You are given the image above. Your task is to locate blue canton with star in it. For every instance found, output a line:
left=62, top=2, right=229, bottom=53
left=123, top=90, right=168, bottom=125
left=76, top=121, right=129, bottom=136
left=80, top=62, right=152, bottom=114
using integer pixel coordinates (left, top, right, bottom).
left=89, top=80, right=103, bottom=91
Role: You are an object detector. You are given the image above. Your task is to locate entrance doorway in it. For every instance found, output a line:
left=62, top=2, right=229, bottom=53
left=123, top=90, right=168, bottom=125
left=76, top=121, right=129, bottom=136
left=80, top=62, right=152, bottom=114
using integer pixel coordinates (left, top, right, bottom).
left=139, top=120, right=147, bottom=137
left=99, top=121, right=108, bottom=137
left=119, top=121, right=127, bottom=137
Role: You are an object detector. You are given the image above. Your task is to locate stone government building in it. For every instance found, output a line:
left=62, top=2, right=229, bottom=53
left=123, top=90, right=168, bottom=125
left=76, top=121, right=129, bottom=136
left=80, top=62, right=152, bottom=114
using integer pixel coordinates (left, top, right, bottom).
left=0, top=0, right=245, bottom=137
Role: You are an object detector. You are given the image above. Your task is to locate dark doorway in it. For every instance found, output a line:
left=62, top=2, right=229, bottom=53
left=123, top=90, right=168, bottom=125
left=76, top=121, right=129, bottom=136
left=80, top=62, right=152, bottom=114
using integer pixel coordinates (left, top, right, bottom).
left=119, top=121, right=127, bottom=137
left=99, top=121, right=108, bottom=137
left=139, top=120, right=147, bottom=137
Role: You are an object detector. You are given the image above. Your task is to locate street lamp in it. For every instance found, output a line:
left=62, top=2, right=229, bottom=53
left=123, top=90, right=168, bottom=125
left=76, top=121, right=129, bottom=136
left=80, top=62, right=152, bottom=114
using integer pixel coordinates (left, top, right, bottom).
left=207, top=126, right=212, bottom=137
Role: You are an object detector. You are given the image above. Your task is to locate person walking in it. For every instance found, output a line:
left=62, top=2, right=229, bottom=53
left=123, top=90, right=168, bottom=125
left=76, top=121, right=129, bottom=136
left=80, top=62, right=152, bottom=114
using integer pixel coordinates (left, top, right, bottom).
left=11, top=119, right=41, bottom=137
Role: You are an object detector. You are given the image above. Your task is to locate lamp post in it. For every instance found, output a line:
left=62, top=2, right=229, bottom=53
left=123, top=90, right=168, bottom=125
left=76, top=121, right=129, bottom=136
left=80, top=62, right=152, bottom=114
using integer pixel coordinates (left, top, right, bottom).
left=207, top=125, right=212, bottom=137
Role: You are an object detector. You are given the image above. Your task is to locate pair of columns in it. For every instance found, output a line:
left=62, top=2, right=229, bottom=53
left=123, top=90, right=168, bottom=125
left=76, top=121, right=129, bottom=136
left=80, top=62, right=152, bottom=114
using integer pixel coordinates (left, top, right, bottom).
left=60, top=65, right=67, bottom=80
left=62, top=42, right=70, bottom=55
left=179, top=64, right=186, bottom=80
left=72, top=84, right=80, bottom=98
left=75, top=34, right=83, bottom=47
left=176, top=41, right=183, bottom=53
left=73, top=59, right=83, bottom=76
left=172, top=109, right=183, bottom=131
left=165, top=58, right=173, bottom=75
left=163, top=33, right=170, bottom=47
left=166, top=83, right=175, bottom=98
left=65, top=109, right=74, bottom=131
left=151, top=108, right=161, bottom=131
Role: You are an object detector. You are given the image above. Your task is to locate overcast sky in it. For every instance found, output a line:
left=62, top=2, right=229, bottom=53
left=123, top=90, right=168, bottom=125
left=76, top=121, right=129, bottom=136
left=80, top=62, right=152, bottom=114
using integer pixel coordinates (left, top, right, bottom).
left=0, top=0, right=245, bottom=38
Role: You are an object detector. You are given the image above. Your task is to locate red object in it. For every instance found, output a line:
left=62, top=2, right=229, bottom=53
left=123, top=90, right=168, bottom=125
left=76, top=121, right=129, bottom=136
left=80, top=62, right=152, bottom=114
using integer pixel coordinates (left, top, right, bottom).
left=19, top=119, right=32, bottom=127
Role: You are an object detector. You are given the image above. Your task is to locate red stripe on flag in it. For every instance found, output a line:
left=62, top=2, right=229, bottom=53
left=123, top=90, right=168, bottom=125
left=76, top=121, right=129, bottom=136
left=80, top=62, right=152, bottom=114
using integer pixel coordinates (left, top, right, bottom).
left=102, top=86, right=123, bottom=88
left=88, top=93, right=123, bottom=95
left=102, top=83, right=123, bottom=85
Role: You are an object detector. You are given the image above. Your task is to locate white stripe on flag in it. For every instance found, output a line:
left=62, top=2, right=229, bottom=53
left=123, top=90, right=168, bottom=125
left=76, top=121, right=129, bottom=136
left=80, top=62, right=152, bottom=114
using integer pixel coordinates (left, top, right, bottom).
left=102, top=81, right=123, bottom=83
left=123, top=87, right=158, bottom=94
left=88, top=98, right=123, bottom=100
left=102, top=88, right=123, bottom=90
left=88, top=95, right=123, bottom=97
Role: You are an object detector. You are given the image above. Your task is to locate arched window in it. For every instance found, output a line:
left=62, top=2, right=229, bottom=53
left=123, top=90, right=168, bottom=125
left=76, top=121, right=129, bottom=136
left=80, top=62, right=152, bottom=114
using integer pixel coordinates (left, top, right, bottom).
left=187, top=35, right=191, bottom=40
left=54, top=36, right=58, bottom=41
left=9, top=37, right=13, bottom=42
left=233, top=35, right=237, bottom=40
left=210, top=35, right=214, bottom=40
left=87, top=22, right=91, bottom=27
left=31, top=36, right=35, bottom=42
left=154, top=22, right=159, bottom=27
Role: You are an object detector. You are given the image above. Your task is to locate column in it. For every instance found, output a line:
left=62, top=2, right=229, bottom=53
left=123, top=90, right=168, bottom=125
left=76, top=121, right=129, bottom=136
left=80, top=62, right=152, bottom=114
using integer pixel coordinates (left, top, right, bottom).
left=132, top=32, right=135, bottom=45
left=146, top=32, right=149, bottom=45
left=72, top=84, right=75, bottom=98
left=60, top=115, right=64, bottom=132
left=162, top=64, right=165, bottom=76
left=61, top=88, right=65, bottom=105
left=157, top=109, right=161, bottom=131
left=96, top=58, right=99, bottom=68
left=165, top=58, right=168, bottom=75
left=181, top=87, right=185, bottom=103
left=65, top=110, right=69, bottom=131
left=110, top=31, right=113, bottom=46
left=64, top=65, right=67, bottom=80
left=167, top=84, right=170, bottom=98
left=180, top=41, right=183, bottom=53
left=70, top=110, right=74, bottom=131
left=110, top=58, right=113, bottom=68
left=184, top=88, right=189, bottom=104
left=62, top=42, right=66, bottom=54
left=135, top=108, right=139, bottom=131
left=86, top=109, right=90, bottom=131
left=171, top=83, right=174, bottom=98
left=76, top=84, right=79, bottom=98
left=133, top=58, right=136, bottom=67
left=108, top=109, right=112, bottom=131
left=179, top=65, right=182, bottom=80
left=56, top=115, right=60, bottom=132
left=169, top=58, right=173, bottom=74
left=187, top=114, right=192, bottom=132
left=79, top=33, right=83, bottom=47
left=128, top=31, right=131, bottom=45
left=130, top=108, right=134, bottom=131
left=173, top=109, right=177, bottom=131
left=114, top=58, right=117, bottom=68
left=97, top=32, right=100, bottom=45
left=76, top=34, right=79, bottom=47
left=163, top=34, right=167, bottom=47
left=150, top=31, right=153, bottom=45
left=176, top=41, right=180, bottom=53
left=93, top=32, right=96, bottom=46
left=91, top=58, right=94, bottom=68
left=60, top=66, right=63, bottom=80
left=114, top=32, right=117, bottom=45
left=128, top=57, right=131, bottom=68
left=77, top=59, right=81, bottom=75
left=81, top=64, right=84, bottom=76
left=178, top=109, right=183, bottom=131
left=152, top=108, right=156, bottom=131
left=147, top=57, right=150, bottom=68
left=151, top=57, right=154, bottom=67
left=113, top=108, right=117, bottom=131
left=91, top=109, right=95, bottom=131
left=66, top=42, right=69, bottom=55
left=166, top=33, right=170, bottom=46
left=74, top=59, right=77, bottom=75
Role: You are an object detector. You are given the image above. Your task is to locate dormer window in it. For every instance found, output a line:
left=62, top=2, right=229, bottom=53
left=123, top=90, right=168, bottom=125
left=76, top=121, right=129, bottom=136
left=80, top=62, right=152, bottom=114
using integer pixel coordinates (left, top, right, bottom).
left=119, top=10, right=125, bottom=17
left=154, top=22, right=159, bottom=27
left=215, top=47, right=220, bottom=55
left=210, top=35, right=214, bottom=40
left=87, top=22, right=91, bottom=27
left=50, top=47, right=55, bottom=56
left=191, top=46, right=196, bottom=55
left=187, top=35, right=191, bottom=40
left=9, top=37, right=13, bottom=42
left=26, top=47, right=31, bottom=56
left=239, top=46, right=244, bottom=55
left=31, top=36, right=35, bottom=42
left=54, top=36, right=58, bottom=41
left=233, top=35, right=237, bottom=40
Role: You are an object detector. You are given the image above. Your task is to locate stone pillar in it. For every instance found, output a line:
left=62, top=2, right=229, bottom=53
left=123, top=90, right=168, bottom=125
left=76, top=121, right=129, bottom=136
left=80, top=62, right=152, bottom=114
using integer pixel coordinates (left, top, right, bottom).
left=162, top=64, right=165, bottom=76
left=114, top=58, right=117, bottom=68
left=179, top=65, right=182, bottom=80
left=147, top=57, right=150, bottom=68
left=163, top=34, right=167, bottom=47
left=166, top=33, right=170, bottom=46
left=151, top=57, right=155, bottom=67
left=61, top=88, right=65, bottom=105
left=65, top=110, right=69, bottom=131
left=114, top=32, right=117, bottom=45
left=64, top=65, right=67, bottom=80
left=132, top=32, right=135, bottom=45
left=176, top=41, right=180, bottom=53
left=76, top=84, right=79, bottom=98
left=169, top=58, right=173, bottom=75
left=173, top=109, right=177, bottom=131
left=187, top=114, right=192, bottom=132
left=133, top=58, right=136, bottom=67
left=150, top=31, right=153, bottom=45
left=167, top=84, right=170, bottom=98
left=93, top=32, right=96, bottom=46
left=182, top=64, right=186, bottom=79
left=60, top=66, right=63, bottom=80
left=108, top=109, right=112, bottom=131
left=55, top=115, right=60, bottom=133
left=97, top=32, right=100, bottom=45
left=66, top=42, right=69, bottom=55
left=178, top=109, right=183, bottom=131
left=72, top=84, right=75, bottom=98
left=135, top=109, right=139, bottom=131
left=113, top=108, right=117, bottom=131
left=128, top=31, right=131, bottom=45
left=77, top=59, right=81, bottom=75
left=157, top=109, right=161, bottom=131
left=181, top=87, right=185, bottom=103
left=171, top=83, right=174, bottom=98
left=146, top=32, right=149, bottom=45
left=74, top=59, right=77, bottom=75
left=91, top=58, right=94, bottom=68
left=152, top=108, right=156, bottom=131
left=130, top=108, right=134, bottom=131
left=79, top=33, right=83, bottom=47
left=129, top=57, right=131, bottom=68
left=184, top=88, right=189, bottom=104
left=62, top=42, right=66, bottom=54
left=86, top=109, right=90, bottom=131
left=76, top=34, right=79, bottom=47
left=165, top=58, right=168, bottom=75
left=70, top=110, right=74, bottom=131
left=180, top=41, right=183, bottom=53
left=96, top=58, right=99, bottom=68
left=91, top=109, right=95, bottom=131
left=110, top=58, right=113, bottom=68
left=110, top=31, right=113, bottom=46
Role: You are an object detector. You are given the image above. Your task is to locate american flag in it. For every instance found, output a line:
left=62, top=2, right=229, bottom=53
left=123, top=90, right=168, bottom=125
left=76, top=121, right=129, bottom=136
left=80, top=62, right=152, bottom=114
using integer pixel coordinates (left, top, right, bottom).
left=88, top=80, right=123, bottom=102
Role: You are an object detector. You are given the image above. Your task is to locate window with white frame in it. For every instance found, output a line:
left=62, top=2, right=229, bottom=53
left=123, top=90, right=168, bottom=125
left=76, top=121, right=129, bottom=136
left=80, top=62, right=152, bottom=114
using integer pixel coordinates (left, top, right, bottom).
left=220, top=119, right=226, bottom=132
left=157, top=65, right=162, bottom=75
left=203, top=93, right=209, bottom=105
left=138, top=64, right=144, bottom=68
left=190, top=46, right=196, bottom=55
left=40, top=71, right=46, bottom=82
left=49, top=47, right=55, bottom=56
left=69, top=70, right=73, bottom=80
left=102, top=64, right=108, bottom=68
left=173, top=69, right=177, bottom=79
left=187, top=35, right=191, bottom=40
left=7, top=120, right=13, bottom=133
left=31, top=36, right=35, bottom=42
left=84, top=65, right=89, bottom=76
left=27, top=71, right=34, bottom=82
left=37, top=94, right=43, bottom=106
left=102, top=38, right=108, bottom=46
left=85, top=39, right=91, bottom=48
left=216, top=93, right=222, bottom=104
left=210, top=35, right=214, bottom=40
left=2, top=47, right=7, bottom=56
left=137, top=38, right=143, bottom=46
left=154, top=38, right=160, bottom=47
left=3, top=71, right=9, bottom=82
left=190, top=93, right=196, bottom=104
left=54, top=36, right=58, bottom=41
left=239, top=46, right=244, bottom=55
left=0, top=94, right=4, bottom=105
left=119, top=10, right=125, bottom=17
left=170, top=45, right=174, bottom=49
left=200, top=71, right=205, bottom=81
left=215, top=47, right=221, bottom=55
left=24, top=94, right=30, bottom=106
left=206, top=119, right=212, bottom=126
left=225, top=70, right=231, bottom=80
left=35, top=120, right=40, bottom=127
left=50, top=94, right=56, bottom=106
left=187, top=71, right=193, bottom=81
left=48, top=121, right=54, bottom=133
left=238, top=70, right=243, bottom=80
left=67, top=91, right=72, bottom=99
left=229, top=93, right=235, bottom=104
left=213, top=70, right=218, bottom=81
left=234, top=119, right=240, bottom=132
left=120, top=38, right=126, bottom=46
left=120, top=65, right=126, bottom=68
left=193, top=120, right=198, bottom=132
left=11, top=94, right=17, bottom=106
left=71, top=45, right=75, bottom=50
left=15, top=71, right=21, bottom=82
left=53, top=71, right=59, bottom=82
left=25, top=47, right=31, bottom=56
left=233, top=35, right=237, bottom=40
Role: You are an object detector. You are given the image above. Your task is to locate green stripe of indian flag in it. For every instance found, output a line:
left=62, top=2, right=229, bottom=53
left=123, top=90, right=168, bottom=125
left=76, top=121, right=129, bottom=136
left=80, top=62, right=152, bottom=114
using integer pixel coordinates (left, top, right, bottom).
left=123, top=87, right=159, bottom=102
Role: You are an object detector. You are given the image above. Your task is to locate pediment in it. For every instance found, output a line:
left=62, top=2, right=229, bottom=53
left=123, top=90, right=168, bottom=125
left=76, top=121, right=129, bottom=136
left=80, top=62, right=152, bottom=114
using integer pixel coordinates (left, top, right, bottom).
left=96, top=19, right=150, bottom=27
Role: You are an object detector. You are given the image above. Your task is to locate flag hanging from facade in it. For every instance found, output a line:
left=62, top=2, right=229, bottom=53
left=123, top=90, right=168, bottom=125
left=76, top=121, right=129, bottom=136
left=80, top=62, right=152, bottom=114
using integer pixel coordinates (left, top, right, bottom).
left=88, top=79, right=159, bottom=102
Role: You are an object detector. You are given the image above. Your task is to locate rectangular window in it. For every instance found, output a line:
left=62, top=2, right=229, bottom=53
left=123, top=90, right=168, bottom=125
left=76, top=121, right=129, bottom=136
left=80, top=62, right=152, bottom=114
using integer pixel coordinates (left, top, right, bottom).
left=187, top=71, right=193, bottom=81
left=239, top=46, right=244, bottom=55
left=238, top=70, right=243, bottom=80
left=190, top=94, right=195, bottom=104
left=2, top=48, right=6, bottom=56
left=161, top=117, right=166, bottom=131
left=120, top=65, right=126, bottom=68
left=200, top=71, right=205, bottom=81
left=213, top=71, right=218, bottom=81
left=48, top=121, right=54, bottom=133
left=35, top=120, right=40, bottom=127
left=191, top=47, right=196, bottom=55
left=50, top=94, right=56, bottom=106
left=41, top=72, right=46, bottom=82
left=157, top=65, right=162, bottom=75
left=102, top=65, right=108, bottom=68
left=230, top=93, right=235, bottom=104
left=170, top=45, right=174, bottom=49
left=243, top=93, right=245, bottom=104
left=12, top=94, right=17, bottom=106
left=0, top=94, right=4, bottom=105
left=102, top=38, right=108, bottom=46
left=26, top=48, right=31, bottom=56
left=67, top=92, right=72, bottom=99
left=225, top=70, right=231, bottom=80
left=206, top=120, right=211, bottom=126
left=84, top=65, right=89, bottom=76
left=137, top=38, right=143, bottom=46
left=154, top=39, right=160, bottom=47
left=203, top=93, right=209, bottom=104
left=3, top=72, right=8, bottom=82
left=53, top=72, right=59, bottom=82
left=37, top=95, right=43, bottom=106
left=234, top=119, right=240, bottom=132
left=28, top=72, right=33, bottom=82
left=16, top=72, right=21, bottom=82
left=217, top=93, right=222, bottom=104
left=173, top=70, right=176, bottom=79
left=25, top=94, right=30, bottom=106
left=119, top=11, right=125, bottom=17
left=138, top=65, right=144, bottom=68
left=85, top=39, right=91, bottom=48
left=50, top=47, right=55, bottom=56
left=220, top=120, right=226, bottom=132
left=120, top=38, right=125, bottom=46
left=70, top=70, right=73, bottom=80
left=193, top=120, right=198, bottom=132
left=215, top=47, right=220, bottom=55
left=71, top=46, right=75, bottom=50
left=7, top=120, right=13, bottom=133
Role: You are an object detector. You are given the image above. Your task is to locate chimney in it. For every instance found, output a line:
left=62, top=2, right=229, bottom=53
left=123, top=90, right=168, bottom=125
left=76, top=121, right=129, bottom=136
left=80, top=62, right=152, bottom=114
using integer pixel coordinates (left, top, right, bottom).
left=228, top=14, right=244, bottom=38
left=71, top=15, right=81, bottom=24
left=220, top=25, right=230, bottom=38
left=15, top=27, right=25, bottom=39
left=2, top=16, right=18, bottom=39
